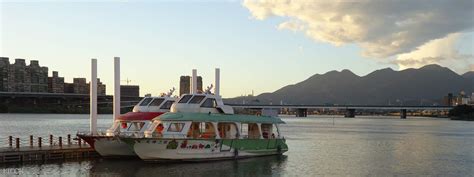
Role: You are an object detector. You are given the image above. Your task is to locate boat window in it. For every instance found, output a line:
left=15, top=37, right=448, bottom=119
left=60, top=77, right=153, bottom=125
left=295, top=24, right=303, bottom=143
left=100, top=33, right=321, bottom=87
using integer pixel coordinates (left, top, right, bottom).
left=201, top=98, right=217, bottom=108
left=139, top=98, right=153, bottom=106
left=189, top=95, right=205, bottom=104
left=240, top=123, right=249, bottom=138
left=167, top=123, right=185, bottom=132
left=149, top=98, right=165, bottom=106
left=261, top=124, right=273, bottom=139
left=178, top=95, right=193, bottom=103
left=201, top=122, right=216, bottom=139
left=272, top=124, right=280, bottom=138
left=160, top=100, right=174, bottom=109
left=127, top=122, right=145, bottom=132
left=119, top=122, right=130, bottom=132
left=248, top=123, right=260, bottom=139
left=187, top=122, right=201, bottom=138
left=217, top=123, right=239, bottom=139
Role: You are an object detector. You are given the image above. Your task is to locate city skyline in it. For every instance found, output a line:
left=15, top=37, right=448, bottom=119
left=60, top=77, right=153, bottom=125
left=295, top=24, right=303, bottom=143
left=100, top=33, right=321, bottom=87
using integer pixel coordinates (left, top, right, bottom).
left=1, top=1, right=473, bottom=97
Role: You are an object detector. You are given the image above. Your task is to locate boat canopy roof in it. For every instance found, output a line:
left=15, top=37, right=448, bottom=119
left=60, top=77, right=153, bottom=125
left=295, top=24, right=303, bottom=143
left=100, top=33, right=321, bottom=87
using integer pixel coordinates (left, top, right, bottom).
left=117, top=112, right=164, bottom=121
left=155, top=112, right=285, bottom=124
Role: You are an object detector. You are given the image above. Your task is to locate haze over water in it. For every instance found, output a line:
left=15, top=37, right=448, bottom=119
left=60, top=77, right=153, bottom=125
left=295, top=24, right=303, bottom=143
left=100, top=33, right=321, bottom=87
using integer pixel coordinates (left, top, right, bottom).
left=0, top=114, right=472, bottom=176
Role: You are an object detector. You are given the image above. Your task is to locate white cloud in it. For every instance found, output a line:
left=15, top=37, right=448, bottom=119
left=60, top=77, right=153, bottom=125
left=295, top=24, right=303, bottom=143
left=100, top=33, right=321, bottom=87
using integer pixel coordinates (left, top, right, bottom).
left=395, top=33, right=474, bottom=73
left=243, top=0, right=474, bottom=69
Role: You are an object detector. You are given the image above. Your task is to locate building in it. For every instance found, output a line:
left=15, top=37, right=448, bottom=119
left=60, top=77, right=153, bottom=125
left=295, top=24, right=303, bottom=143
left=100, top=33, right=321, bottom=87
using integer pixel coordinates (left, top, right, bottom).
left=179, top=75, right=202, bottom=96
left=1, top=57, right=110, bottom=96
left=48, top=71, right=65, bottom=93
left=71, top=78, right=106, bottom=95
left=0, top=57, right=9, bottom=92
left=0, top=58, right=49, bottom=93
left=121, top=85, right=140, bottom=97
left=73, top=78, right=88, bottom=94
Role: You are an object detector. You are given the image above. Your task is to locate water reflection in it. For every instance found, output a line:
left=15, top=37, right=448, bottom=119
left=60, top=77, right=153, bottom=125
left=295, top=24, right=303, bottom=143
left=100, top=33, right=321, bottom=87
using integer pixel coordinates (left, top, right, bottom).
left=89, top=155, right=287, bottom=177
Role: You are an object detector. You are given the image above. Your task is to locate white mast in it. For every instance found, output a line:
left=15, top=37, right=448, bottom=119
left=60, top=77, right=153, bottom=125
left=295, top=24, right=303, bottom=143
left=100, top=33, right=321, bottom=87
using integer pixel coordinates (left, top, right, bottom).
left=113, top=57, right=121, bottom=122
left=90, top=59, right=98, bottom=135
left=215, top=68, right=220, bottom=96
left=191, top=69, right=197, bottom=94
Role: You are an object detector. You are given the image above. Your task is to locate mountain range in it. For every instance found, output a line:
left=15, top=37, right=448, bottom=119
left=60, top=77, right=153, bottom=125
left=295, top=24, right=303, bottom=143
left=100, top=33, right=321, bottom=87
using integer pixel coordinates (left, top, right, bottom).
left=225, top=64, right=474, bottom=106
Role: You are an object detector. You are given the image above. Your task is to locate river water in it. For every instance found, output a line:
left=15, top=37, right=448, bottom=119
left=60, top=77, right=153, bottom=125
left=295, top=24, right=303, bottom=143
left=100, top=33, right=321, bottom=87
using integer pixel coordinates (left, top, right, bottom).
left=0, top=114, right=473, bottom=177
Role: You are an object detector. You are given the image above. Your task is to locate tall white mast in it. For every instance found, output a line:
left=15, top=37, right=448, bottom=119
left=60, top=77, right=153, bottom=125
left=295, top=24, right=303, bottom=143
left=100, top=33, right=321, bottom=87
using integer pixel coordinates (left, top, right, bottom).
left=113, top=57, right=121, bottom=122
left=90, top=59, right=98, bottom=135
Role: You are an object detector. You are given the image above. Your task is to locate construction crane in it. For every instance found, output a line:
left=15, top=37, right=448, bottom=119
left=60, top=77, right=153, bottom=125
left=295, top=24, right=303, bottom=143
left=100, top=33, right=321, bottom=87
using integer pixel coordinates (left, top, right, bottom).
left=121, top=78, right=132, bottom=85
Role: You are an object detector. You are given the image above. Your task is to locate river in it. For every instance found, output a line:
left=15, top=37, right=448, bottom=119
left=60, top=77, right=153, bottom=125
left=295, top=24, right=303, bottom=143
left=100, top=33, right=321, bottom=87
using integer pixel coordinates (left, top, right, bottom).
left=0, top=114, right=473, bottom=177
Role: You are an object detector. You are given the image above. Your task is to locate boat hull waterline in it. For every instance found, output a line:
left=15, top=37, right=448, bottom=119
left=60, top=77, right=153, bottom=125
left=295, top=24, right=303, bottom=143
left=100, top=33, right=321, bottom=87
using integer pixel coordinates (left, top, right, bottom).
left=122, top=138, right=288, bottom=161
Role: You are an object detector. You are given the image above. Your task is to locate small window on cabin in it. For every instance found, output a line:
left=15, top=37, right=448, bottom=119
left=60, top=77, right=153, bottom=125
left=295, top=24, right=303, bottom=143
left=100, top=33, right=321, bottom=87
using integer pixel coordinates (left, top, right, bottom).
left=217, top=123, right=239, bottom=139
left=187, top=122, right=201, bottom=138
left=240, top=123, right=249, bottom=138
left=149, top=98, right=165, bottom=106
left=189, top=95, right=205, bottom=104
left=201, top=98, right=217, bottom=108
left=272, top=124, right=279, bottom=138
left=201, top=122, right=216, bottom=139
left=248, top=123, right=260, bottom=139
left=261, top=124, right=273, bottom=139
left=167, top=123, right=185, bottom=132
left=178, top=95, right=193, bottom=103
left=127, top=122, right=144, bottom=131
left=160, top=101, right=174, bottom=109
left=139, top=98, right=153, bottom=106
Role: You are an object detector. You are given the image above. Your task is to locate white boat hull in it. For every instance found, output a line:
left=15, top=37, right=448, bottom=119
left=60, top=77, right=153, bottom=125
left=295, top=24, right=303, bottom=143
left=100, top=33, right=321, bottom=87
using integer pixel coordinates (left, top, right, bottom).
left=132, top=139, right=285, bottom=161
left=94, top=137, right=136, bottom=157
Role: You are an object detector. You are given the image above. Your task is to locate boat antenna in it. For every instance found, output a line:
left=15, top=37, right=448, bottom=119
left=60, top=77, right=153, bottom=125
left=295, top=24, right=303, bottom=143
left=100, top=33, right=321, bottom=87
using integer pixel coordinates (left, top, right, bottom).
left=204, top=84, right=213, bottom=94
left=167, top=87, right=176, bottom=97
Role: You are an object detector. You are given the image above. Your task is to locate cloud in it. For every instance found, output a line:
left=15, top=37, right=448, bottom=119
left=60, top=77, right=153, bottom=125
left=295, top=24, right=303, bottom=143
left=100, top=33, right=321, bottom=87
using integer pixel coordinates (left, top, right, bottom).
left=243, top=0, right=474, bottom=59
left=395, top=33, right=474, bottom=73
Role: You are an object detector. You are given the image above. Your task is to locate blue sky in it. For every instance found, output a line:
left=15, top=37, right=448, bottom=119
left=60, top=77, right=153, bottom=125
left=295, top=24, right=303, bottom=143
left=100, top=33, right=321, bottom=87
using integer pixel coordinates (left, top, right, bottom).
left=1, top=1, right=472, bottom=97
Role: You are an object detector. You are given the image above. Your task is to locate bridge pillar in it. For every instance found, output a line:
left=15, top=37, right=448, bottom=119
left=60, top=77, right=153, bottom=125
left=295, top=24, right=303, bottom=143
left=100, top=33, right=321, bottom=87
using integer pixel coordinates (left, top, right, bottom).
left=345, top=109, right=355, bottom=118
left=400, top=109, right=407, bottom=119
left=296, top=108, right=307, bottom=117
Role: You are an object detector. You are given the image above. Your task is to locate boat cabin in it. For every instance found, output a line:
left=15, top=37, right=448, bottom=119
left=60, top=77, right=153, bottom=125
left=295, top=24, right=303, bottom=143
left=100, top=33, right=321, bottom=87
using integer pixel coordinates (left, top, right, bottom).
left=144, top=112, right=284, bottom=140
left=133, top=95, right=177, bottom=113
left=171, top=94, right=234, bottom=114
left=106, top=94, right=177, bottom=136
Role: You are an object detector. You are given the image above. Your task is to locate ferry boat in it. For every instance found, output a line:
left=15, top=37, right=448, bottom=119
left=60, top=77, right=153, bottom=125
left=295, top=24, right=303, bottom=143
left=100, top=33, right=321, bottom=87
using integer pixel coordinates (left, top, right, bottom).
left=77, top=90, right=177, bottom=157
left=121, top=69, right=288, bottom=161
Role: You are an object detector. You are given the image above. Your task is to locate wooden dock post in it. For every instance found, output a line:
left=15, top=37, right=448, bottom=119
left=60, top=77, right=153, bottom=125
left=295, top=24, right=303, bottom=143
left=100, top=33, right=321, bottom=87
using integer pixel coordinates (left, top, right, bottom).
left=59, top=137, right=62, bottom=148
left=15, top=138, right=20, bottom=149
left=29, top=135, right=33, bottom=147
left=8, top=136, right=12, bottom=147
left=38, top=137, right=42, bottom=148
left=67, top=134, right=71, bottom=145
left=78, top=138, right=82, bottom=147
left=49, top=135, right=53, bottom=146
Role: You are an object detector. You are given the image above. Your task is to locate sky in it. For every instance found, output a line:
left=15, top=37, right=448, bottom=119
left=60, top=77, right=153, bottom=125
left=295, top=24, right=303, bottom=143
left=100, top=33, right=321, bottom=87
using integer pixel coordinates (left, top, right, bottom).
left=1, top=0, right=473, bottom=97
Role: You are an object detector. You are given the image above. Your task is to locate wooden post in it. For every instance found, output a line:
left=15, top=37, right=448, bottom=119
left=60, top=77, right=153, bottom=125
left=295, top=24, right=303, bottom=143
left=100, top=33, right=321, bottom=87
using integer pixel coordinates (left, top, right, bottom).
left=38, top=137, right=42, bottom=148
left=30, top=135, right=33, bottom=147
left=78, top=138, right=82, bottom=147
left=67, top=134, right=71, bottom=145
left=15, top=138, right=20, bottom=149
left=8, top=136, right=12, bottom=147
left=49, top=135, right=53, bottom=146
left=59, top=137, right=62, bottom=148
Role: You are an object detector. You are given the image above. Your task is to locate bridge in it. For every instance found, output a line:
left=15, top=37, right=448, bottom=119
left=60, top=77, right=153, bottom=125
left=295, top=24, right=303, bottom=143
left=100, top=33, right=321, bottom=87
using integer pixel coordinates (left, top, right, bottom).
left=226, top=104, right=454, bottom=119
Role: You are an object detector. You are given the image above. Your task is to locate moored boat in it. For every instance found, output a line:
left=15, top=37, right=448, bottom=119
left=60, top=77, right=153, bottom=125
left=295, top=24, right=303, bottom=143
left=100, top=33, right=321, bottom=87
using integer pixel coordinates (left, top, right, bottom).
left=120, top=69, right=288, bottom=161
left=77, top=91, right=177, bottom=157
left=122, top=111, right=288, bottom=161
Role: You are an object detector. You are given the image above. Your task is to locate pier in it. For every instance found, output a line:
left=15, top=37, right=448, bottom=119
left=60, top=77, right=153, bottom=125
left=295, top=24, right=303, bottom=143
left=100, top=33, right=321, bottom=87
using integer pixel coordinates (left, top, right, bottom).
left=0, top=134, right=98, bottom=164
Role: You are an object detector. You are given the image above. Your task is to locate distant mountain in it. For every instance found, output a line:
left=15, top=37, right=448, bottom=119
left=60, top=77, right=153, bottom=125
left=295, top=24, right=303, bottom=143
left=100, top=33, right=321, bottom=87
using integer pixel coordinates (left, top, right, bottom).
left=225, top=64, right=474, bottom=106
left=463, top=71, right=474, bottom=84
